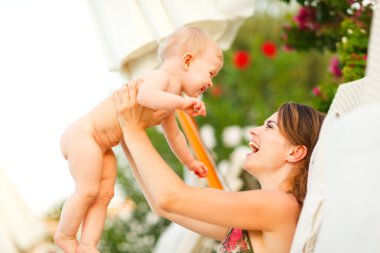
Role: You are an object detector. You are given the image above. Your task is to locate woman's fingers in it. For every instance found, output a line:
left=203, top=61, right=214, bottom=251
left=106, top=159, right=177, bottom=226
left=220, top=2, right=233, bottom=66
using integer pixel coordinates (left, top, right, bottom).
left=127, top=81, right=138, bottom=106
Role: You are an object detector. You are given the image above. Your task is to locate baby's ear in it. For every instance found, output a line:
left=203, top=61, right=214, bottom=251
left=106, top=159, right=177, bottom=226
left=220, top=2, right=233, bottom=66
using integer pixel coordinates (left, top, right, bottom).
left=182, top=53, right=193, bottom=70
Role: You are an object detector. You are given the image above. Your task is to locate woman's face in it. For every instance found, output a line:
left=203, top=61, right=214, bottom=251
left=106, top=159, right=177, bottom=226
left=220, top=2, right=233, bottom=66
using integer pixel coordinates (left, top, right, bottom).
left=242, top=112, right=292, bottom=176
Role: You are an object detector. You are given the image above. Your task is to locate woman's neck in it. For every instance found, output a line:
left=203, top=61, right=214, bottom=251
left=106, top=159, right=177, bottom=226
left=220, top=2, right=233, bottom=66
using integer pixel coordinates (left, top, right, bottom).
left=256, top=165, right=294, bottom=192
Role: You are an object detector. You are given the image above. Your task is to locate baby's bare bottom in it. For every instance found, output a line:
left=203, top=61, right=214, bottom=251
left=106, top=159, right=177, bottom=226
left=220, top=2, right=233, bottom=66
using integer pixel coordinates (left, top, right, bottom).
left=55, top=127, right=117, bottom=253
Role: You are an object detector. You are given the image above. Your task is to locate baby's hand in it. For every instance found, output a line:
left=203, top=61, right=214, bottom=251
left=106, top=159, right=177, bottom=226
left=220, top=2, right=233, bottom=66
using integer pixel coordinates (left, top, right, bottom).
left=189, top=160, right=208, bottom=178
left=181, top=97, right=206, bottom=117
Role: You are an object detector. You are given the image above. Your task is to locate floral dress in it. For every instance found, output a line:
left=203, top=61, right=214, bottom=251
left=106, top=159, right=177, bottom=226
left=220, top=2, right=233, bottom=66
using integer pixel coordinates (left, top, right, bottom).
left=217, top=228, right=254, bottom=253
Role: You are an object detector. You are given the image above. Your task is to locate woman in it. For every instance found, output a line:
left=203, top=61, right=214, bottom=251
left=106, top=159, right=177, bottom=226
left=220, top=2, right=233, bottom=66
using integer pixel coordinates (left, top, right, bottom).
left=112, top=81, right=325, bottom=253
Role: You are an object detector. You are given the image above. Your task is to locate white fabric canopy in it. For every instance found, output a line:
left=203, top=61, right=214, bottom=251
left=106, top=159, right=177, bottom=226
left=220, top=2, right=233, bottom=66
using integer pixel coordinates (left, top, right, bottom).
left=0, top=168, right=46, bottom=253
left=87, top=0, right=255, bottom=78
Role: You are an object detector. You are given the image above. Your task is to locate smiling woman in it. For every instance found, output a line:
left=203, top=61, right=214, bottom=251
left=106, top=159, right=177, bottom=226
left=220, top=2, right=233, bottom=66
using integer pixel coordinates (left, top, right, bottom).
left=246, top=103, right=325, bottom=206
left=113, top=82, right=325, bottom=253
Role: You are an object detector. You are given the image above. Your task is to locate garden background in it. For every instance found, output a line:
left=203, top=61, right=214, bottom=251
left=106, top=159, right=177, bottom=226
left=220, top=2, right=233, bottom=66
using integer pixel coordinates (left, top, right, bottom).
left=45, top=0, right=374, bottom=252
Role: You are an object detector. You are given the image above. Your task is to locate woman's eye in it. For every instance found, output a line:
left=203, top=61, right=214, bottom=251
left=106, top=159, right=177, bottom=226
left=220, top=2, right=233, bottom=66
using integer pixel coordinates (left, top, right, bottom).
left=265, top=122, right=273, bottom=129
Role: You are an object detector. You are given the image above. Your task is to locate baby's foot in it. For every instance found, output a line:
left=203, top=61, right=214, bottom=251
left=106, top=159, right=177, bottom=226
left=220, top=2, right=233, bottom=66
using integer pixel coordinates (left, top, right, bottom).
left=77, top=243, right=100, bottom=253
left=54, top=231, right=78, bottom=253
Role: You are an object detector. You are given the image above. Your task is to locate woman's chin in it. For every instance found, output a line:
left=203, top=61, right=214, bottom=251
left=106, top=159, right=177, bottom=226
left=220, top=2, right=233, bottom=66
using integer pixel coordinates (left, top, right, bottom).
left=242, top=159, right=250, bottom=172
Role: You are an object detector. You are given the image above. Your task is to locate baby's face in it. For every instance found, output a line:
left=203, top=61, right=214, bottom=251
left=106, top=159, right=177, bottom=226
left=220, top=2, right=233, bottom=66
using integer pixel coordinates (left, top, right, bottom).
left=182, top=46, right=223, bottom=98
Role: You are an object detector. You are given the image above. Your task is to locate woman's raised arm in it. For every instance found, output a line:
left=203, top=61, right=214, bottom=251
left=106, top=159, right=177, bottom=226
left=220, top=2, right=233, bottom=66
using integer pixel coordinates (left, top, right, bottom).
left=113, top=81, right=299, bottom=233
left=120, top=140, right=228, bottom=240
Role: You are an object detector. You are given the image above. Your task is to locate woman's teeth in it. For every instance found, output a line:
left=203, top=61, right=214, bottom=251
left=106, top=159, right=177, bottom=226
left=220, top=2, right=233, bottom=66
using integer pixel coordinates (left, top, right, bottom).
left=249, top=141, right=260, bottom=153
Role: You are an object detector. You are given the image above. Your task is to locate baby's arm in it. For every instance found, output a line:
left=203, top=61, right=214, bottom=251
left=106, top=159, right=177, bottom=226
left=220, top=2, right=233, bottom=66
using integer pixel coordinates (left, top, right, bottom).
left=161, top=113, right=208, bottom=178
left=137, top=71, right=206, bottom=116
left=137, top=70, right=182, bottom=111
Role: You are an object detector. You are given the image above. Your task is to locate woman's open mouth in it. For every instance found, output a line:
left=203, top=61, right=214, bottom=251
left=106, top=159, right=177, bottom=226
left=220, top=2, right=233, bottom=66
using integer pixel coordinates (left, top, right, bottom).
left=249, top=140, right=260, bottom=154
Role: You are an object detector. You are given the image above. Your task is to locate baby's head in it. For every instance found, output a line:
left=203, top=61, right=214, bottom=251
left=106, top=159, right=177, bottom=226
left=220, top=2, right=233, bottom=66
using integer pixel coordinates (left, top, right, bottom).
left=158, top=26, right=222, bottom=62
left=158, top=27, right=223, bottom=97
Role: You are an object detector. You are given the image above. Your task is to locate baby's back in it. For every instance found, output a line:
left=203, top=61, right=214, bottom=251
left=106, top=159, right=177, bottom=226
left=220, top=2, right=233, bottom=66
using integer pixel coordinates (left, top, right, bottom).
left=89, top=94, right=123, bottom=149
left=61, top=92, right=122, bottom=159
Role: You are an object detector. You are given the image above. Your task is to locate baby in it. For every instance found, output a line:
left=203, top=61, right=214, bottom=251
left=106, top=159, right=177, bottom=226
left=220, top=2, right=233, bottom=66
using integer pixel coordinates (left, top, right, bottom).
left=54, top=26, right=224, bottom=253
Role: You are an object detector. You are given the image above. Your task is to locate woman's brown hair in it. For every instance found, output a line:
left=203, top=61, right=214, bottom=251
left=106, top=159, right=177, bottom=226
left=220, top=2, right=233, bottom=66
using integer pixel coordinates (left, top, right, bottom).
left=277, top=102, right=325, bottom=206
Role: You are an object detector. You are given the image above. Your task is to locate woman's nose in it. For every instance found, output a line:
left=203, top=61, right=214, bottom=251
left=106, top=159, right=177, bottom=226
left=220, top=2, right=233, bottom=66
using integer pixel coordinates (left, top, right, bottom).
left=249, top=127, right=259, bottom=136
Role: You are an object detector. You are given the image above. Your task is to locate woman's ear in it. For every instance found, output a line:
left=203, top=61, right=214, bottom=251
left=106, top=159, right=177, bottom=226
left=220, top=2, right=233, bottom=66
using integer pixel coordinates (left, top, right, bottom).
left=182, top=53, right=193, bottom=70
left=287, top=145, right=307, bottom=163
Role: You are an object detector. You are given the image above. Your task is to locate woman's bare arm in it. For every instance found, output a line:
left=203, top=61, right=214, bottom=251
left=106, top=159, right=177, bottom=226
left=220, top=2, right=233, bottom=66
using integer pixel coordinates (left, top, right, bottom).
left=120, top=141, right=228, bottom=240
left=114, top=81, right=300, bottom=232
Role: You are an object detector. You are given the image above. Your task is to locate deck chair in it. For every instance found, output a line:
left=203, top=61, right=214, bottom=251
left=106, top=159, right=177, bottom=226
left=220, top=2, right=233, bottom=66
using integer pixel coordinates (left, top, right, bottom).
left=290, top=4, right=380, bottom=253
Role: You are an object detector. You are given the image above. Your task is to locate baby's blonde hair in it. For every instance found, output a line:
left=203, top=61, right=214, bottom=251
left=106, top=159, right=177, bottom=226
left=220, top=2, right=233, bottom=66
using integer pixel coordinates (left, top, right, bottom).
left=158, top=26, right=222, bottom=63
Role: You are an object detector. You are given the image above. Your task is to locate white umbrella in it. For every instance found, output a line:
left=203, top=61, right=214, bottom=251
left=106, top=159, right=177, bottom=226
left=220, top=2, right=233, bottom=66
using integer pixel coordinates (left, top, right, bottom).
left=86, top=0, right=255, bottom=78
left=0, top=168, right=46, bottom=253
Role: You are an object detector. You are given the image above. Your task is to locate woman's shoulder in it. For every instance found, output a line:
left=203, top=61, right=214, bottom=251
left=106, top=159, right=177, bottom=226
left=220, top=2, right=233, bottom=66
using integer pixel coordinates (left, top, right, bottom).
left=262, top=190, right=300, bottom=215
left=241, top=189, right=301, bottom=230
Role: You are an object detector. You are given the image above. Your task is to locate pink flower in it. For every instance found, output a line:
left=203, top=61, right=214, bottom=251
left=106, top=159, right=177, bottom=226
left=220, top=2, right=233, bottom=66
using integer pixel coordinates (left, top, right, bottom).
left=294, top=7, right=319, bottom=30
left=262, top=41, right=277, bottom=58
left=312, top=86, right=321, bottom=96
left=328, top=56, right=342, bottom=77
left=225, top=229, right=243, bottom=250
left=230, top=228, right=243, bottom=242
left=282, top=45, right=294, bottom=52
left=233, top=50, right=251, bottom=69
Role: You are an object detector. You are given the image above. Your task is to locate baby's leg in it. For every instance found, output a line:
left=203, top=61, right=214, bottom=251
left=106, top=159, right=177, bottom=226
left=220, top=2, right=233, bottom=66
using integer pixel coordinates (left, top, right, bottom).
left=78, top=149, right=117, bottom=253
left=54, top=137, right=104, bottom=253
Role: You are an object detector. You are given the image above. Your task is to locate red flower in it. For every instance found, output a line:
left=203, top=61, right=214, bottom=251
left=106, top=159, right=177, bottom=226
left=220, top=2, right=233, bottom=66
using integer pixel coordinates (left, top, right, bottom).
left=312, top=86, right=321, bottom=96
left=233, top=50, right=250, bottom=69
left=210, top=86, right=223, bottom=97
left=262, top=41, right=277, bottom=58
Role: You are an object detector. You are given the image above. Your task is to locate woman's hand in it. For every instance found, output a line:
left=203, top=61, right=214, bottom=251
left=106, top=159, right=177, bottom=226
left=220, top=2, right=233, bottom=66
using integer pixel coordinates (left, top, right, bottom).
left=113, top=80, right=166, bottom=134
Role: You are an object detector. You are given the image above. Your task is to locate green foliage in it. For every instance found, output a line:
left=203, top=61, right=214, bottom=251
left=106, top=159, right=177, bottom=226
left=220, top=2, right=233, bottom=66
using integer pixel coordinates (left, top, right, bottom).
left=198, top=13, right=332, bottom=161
left=339, top=19, right=369, bottom=82
left=279, top=0, right=374, bottom=111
